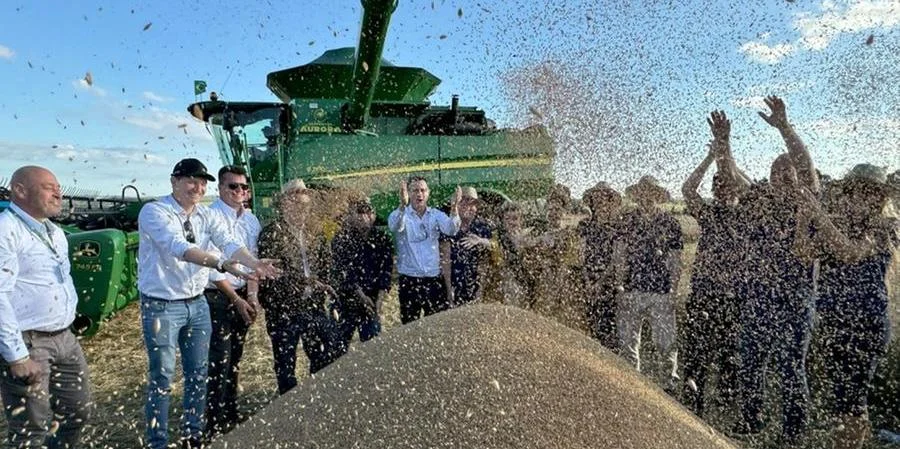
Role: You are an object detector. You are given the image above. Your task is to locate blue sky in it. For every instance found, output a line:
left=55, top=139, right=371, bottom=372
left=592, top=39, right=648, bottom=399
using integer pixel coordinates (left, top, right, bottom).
left=1, top=0, right=898, bottom=197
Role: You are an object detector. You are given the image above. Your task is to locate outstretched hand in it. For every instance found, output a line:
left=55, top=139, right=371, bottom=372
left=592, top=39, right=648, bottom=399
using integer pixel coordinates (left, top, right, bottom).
left=460, top=234, right=491, bottom=250
left=707, top=110, right=730, bottom=142
left=758, top=95, right=790, bottom=130
left=251, top=258, right=282, bottom=280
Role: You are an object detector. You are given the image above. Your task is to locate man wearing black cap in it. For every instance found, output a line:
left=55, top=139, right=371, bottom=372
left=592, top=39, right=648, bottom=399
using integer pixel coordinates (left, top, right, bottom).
left=137, top=158, right=280, bottom=449
left=330, top=197, right=394, bottom=347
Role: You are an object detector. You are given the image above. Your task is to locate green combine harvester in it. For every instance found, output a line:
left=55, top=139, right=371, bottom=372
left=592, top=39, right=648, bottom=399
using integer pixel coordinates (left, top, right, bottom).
left=187, top=0, right=555, bottom=221
left=3, top=0, right=555, bottom=339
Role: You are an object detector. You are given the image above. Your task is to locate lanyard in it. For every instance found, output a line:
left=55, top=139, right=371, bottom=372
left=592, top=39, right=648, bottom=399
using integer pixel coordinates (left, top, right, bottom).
left=8, top=208, right=61, bottom=259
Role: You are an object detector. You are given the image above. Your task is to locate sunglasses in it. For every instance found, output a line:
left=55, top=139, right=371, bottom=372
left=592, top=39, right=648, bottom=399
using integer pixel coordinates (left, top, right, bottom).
left=227, top=183, right=250, bottom=191
left=183, top=219, right=196, bottom=244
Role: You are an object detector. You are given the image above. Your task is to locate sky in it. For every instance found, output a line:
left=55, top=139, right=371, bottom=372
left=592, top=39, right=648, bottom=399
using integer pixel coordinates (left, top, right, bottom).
left=0, top=0, right=898, bottom=197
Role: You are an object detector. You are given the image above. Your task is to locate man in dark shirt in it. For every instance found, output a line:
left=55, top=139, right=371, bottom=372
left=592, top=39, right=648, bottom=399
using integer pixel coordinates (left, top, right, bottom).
left=257, top=180, right=344, bottom=394
left=618, top=175, right=683, bottom=391
left=680, top=110, right=752, bottom=418
left=442, top=187, right=493, bottom=307
left=733, top=96, right=820, bottom=446
left=577, top=181, right=623, bottom=350
left=330, top=198, right=394, bottom=346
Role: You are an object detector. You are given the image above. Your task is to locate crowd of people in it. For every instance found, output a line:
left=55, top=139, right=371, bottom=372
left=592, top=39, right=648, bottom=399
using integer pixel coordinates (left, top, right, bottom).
left=0, top=95, right=898, bottom=449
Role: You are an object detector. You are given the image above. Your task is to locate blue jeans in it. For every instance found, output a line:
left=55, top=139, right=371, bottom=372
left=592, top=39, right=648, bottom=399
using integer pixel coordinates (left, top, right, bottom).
left=140, top=294, right=212, bottom=449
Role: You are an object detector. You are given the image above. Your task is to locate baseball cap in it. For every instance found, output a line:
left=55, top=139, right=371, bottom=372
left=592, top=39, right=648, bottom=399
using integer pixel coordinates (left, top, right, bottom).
left=171, top=158, right=215, bottom=181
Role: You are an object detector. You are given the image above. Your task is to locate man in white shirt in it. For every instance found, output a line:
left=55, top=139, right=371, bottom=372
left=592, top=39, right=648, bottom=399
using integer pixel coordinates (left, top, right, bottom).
left=203, top=165, right=261, bottom=438
left=138, top=158, right=279, bottom=449
left=388, top=176, right=461, bottom=324
left=0, top=166, right=92, bottom=448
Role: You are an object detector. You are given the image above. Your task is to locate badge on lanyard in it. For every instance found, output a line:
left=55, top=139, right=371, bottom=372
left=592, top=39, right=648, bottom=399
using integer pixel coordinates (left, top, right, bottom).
left=54, top=264, right=67, bottom=284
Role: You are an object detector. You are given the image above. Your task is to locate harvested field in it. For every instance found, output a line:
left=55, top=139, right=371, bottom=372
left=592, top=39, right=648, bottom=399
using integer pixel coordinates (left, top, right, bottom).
left=213, top=304, right=738, bottom=449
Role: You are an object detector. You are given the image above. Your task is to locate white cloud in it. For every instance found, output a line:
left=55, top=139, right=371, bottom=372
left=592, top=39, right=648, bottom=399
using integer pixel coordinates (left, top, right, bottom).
left=795, top=0, right=900, bottom=50
left=740, top=1, right=900, bottom=64
left=0, top=44, right=14, bottom=60
left=142, top=91, right=174, bottom=103
left=71, top=79, right=107, bottom=97
left=738, top=41, right=796, bottom=64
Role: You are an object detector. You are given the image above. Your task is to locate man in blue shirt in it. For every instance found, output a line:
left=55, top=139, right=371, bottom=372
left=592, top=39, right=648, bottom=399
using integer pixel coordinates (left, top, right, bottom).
left=388, top=176, right=461, bottom=324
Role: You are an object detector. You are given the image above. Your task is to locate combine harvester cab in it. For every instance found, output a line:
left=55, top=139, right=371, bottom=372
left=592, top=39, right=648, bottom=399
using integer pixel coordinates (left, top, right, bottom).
left=1, top=185, right=145, bottom=337
left=188, top=0, right=555, bottom=222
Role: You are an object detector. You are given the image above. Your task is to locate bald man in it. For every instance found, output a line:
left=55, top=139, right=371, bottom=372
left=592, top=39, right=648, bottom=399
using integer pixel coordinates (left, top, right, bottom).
left=0, top=166, right=92, bottom=448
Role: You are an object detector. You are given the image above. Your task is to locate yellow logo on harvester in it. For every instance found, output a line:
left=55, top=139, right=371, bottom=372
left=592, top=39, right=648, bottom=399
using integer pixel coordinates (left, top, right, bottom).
left=299, top=123, right=342, bottom=134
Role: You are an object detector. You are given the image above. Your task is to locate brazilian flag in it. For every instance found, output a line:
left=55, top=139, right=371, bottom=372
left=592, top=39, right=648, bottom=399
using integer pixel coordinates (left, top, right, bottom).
left=194, top=80, right=207, bottom=96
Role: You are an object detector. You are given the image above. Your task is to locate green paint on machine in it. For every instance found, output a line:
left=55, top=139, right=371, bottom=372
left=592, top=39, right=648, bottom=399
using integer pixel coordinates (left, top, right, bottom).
left=186, top=0, right=556, bottom=224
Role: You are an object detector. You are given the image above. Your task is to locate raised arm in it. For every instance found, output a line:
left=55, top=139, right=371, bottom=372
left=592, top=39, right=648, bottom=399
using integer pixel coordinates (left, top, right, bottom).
left=758, top=96, right=819, bottom=193
left=682, top=142, right=715, bottom=212
left=437, top=186, right=462, bottom=236
left=388, top=180, right=409, bottom=233
left=797, top=188, right=877, bottom=263
left=708, top=110, right=751, bottom=195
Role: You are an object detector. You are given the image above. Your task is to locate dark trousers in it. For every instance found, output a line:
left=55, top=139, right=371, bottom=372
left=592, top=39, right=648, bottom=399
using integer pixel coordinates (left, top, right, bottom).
left=265, top=310, right=345, bottom=395
left=204, top=289, right=250, bottom=434
left=335, top=300, right=382, bottom=347
left=0, top=329, right=92, bottom=449
left=682, top=291, right=740, bottom=418
left=584, top=281, right=618, bottom=350
left=398, top=275, right=448, bottom=324
left=817, top=307, right=890, bottom=416
left=738, top=299, right=812, bottom=442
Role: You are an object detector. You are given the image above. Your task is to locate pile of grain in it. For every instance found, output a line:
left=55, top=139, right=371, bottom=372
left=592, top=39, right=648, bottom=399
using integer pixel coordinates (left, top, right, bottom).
left=214, top=304, right=738, bottom=449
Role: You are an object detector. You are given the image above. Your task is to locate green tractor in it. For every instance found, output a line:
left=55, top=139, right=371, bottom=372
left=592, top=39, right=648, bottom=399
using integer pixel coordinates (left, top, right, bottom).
left=186, top=0, right=555, bottom=222
left=4, top=0, right=555, bottom=340
left=0, top=185, right=146, bottom=338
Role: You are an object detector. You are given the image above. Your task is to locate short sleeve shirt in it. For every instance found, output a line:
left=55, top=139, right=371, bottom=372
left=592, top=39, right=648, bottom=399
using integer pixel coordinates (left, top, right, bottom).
left=577, top=218, right=621, bottom=282
left=739, top=184, right=815, bottom=302
left=619, top=210, right=683, bottom=294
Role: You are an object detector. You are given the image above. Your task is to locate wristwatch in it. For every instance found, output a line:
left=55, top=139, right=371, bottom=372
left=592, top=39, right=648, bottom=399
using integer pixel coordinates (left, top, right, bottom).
left=216, top=258, right=227, bottom=273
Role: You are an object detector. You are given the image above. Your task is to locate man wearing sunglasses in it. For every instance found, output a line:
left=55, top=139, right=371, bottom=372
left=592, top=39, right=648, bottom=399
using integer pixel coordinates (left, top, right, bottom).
left=388, top=176, right=461, bottom=324
left=202, top=165, right=262, bottom=438
left=137, top=158, right=280, bottom=449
